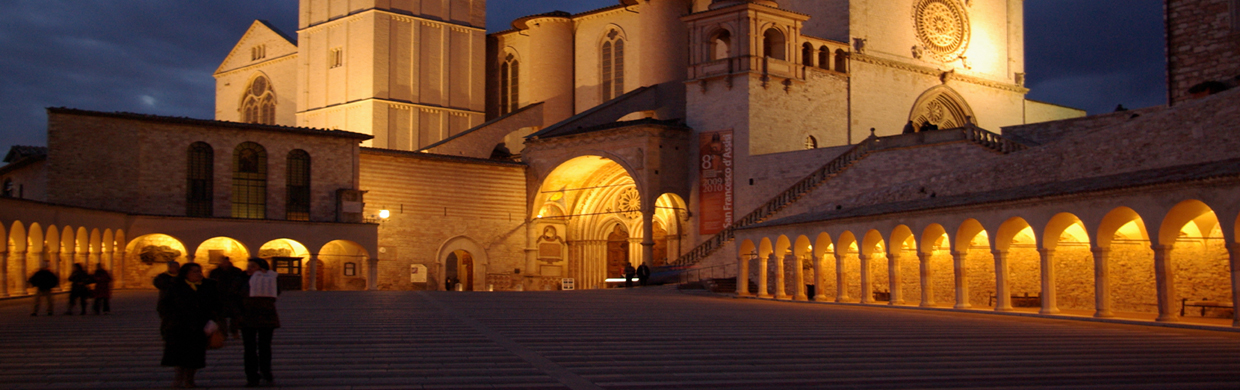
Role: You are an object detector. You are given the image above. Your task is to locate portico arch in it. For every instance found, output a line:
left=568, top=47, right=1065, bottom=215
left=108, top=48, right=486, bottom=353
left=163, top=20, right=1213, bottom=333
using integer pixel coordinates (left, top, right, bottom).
left=1044, top=213, right=1094, bottom=313
left=813, top=233, right=836, bottom=301
left=194, top=237, right=250, bottom=269
left=1157, top=200, right=1230, bottom=322
left=919, top=223, right=950, bottom=307
left=890, top=225, right=917, bottom=305
left=436, top=236, right=489, bottom=292
left=318, top=240, right=370, bottom=291
left=860, top=230, right=888, bottom=304
left=1096, top=207, right=1154, bottom=315
left=996, top=217, right=1041, bottom=311
left=124, top=234, right=188, bottom=289
left=837, top=231, right=860, bottom=302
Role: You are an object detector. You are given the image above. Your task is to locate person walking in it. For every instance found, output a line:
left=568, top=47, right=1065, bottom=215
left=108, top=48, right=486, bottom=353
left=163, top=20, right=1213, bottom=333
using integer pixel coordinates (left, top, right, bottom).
left=91, top=265, right=113, bottom=315
left=636, top=263, right=651, bottom=286
left=28, top=265, right=59, bottom=316
left=624, top=264, right=636, bottom=288
left=66, top=263, right=94, bottom=315
left=208, top=258, right=245, bottom=339
left=159, top=262, right=221, bottom=389
left=236, top=258, right=281, bottom=387
left=155, top=260, right=181, bottom=340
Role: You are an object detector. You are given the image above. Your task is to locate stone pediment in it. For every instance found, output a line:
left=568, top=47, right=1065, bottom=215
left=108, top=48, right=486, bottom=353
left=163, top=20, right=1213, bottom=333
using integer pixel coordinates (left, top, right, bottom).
left=214, top=20, right=298, bottom=76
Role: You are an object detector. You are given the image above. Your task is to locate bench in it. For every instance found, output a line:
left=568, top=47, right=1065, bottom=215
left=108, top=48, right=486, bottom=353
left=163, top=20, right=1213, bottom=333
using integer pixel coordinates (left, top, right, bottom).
left=873, top=290, right=890, bottom=302
left=1180, top=298, right=1234, bottom=317
left=989, top=293, right=1041, bottom=308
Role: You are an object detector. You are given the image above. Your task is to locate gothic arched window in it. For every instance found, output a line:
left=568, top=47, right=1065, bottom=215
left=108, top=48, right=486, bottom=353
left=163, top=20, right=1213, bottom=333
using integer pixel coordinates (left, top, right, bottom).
left=711, top=30, right=732, bottom=61
left=763, top=28, right=786, bottom=60
left=500, top=54, right=520, bottom=115
left=187, top=142, right=214, bottom=217
left=242, top=75, right=276, bottom=125
left=286, top=149, right=311, bottom=221
left=805, top=136, right=818, bottom=150
left=231, top=142, right=267, bottom=219
left=601, top=29, right=626, bottom=101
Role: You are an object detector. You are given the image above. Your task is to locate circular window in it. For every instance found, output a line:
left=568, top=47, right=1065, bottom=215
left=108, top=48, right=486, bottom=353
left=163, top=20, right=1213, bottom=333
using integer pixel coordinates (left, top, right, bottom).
left=913, top=0, right=970, bottom=61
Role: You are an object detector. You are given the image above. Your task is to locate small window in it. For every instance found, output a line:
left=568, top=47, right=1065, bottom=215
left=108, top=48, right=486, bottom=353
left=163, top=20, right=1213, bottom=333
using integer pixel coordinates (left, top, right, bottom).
left=711, top=30, right=732, bottom=61
left=801, top=43, right=814, bottom=67
left=232, top=142, right=267, bottom=219
left=251, top=45, right=266, bottom=61
left=1, top=178, right=12, bottom=197
left=818, top=47, right=831, bottom=70
left=344, top=262, right=357, bottom=276
left=286, top=150, right=311, bottom=221
left=835, top=49, right=848, bottom=73
left=805, top=135, right=818, bottom=150
left=187, top=142, right=214, bottom=217
left=763, top=28, right=786, bottom=60
left=329, top=47, right=344, bottom=68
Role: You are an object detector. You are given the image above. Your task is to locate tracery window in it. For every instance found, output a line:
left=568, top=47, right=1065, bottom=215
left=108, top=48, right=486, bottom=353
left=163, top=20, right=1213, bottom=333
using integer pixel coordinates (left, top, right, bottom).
left=231, top=142, right=267, bottom=219
left=242, top=75, right=275, bottom=125
left=763, top=28, right=786, bottom=60
left=286, top=149, right=311, bottom=221
left=711, top=30, right=732, bottom=61
left=805, top=136, right=818, bottom=150
left=601, top=29, right=626, bottom=101
left=500, top=54, right=520, bottom=115
left=187, top=142, right=214, bottom=217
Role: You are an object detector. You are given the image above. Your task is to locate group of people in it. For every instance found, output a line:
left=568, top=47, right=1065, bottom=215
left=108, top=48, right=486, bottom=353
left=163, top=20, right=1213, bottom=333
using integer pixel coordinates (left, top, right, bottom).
left=28, top=263, right=112, bottom=316
left=155, top=258, right=282, bottom=388
left=623, top=263, right=652, bottom=287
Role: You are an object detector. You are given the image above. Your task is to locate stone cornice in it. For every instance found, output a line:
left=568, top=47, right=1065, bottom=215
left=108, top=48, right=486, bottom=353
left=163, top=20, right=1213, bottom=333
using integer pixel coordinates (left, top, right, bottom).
left=299, top=9, right=483, bottom=35
left=299, top=99, right=484, bottom=117
left=214, top=53, right=298, bottom=78
left=851, top=53, right=1029, bottom=93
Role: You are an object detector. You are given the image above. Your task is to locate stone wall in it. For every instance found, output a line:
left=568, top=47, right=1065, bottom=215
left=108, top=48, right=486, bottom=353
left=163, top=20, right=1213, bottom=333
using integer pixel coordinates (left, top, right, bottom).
left=1167, top=0, right=1240, bottom=104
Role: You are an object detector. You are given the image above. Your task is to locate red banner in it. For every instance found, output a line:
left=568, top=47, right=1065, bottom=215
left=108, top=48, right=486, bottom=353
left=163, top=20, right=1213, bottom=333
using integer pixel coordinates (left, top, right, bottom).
left=699, top=131, right=734, bottom=235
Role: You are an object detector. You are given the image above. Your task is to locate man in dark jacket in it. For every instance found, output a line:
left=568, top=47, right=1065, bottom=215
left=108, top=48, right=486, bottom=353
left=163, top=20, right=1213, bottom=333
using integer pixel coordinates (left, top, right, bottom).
left=624, top=264, right=636, bottom=288
left=208, top=258, right=245, bottom=339
left=29, top=265, right=60, bottom=316
left=154, top=261, right=180, bottom=339
left=636, top=263, right=651, bottom=286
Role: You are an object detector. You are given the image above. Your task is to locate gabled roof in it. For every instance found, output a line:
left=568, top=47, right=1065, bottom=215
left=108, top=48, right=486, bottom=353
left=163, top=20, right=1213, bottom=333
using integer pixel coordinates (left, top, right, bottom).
left=48, top=108, right=373, bottom=141
left=214, top=20, right=298, bottom=76
left=4, top=145, right=47, bottom=164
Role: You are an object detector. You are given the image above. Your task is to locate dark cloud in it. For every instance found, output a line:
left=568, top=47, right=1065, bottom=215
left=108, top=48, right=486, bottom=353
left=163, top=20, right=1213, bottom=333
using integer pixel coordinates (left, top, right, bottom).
left=0, top=0, right=1166, bottom=155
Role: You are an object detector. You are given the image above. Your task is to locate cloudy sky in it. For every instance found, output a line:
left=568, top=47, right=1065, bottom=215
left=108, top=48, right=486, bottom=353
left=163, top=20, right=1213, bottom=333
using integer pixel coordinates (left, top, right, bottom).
left=0, top=0, right=1166, bottom=155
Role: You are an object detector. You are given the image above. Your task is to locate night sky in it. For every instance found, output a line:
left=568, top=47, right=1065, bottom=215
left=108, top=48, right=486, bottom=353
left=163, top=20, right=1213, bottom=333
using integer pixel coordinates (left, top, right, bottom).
left=0, top=0, right=1166, bottom=155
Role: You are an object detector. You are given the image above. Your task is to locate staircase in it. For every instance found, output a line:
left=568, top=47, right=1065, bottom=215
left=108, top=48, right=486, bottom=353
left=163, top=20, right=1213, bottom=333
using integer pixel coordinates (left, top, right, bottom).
left=667, top=125, right=1027, bottom=269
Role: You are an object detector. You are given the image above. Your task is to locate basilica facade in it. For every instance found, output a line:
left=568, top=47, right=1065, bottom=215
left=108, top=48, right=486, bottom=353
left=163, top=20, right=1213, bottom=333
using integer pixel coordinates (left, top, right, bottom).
left=3, top=0, right=1239, bottom=328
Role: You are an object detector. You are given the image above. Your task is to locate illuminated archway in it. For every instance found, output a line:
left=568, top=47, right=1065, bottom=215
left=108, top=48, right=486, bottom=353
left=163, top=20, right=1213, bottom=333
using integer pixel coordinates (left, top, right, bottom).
left=861, top=230, right=888, bottom=304
left=920, top=224, right=950, bottom=307
left=890, top=225, right=917, bottom=305
left=124, top=234, right=188, bottom=289
left=1044, top=213, right=1094, bottom=313
left=318, top=240, right=370, bottom=291
left=194, top=237, right=251, bottom=270
left=1158, top=200, right=1230, bottom=321
left=813, top=233, right=836, bottom=301
left=837, top=231, right=860, bottom=302
left=997, top=217, right=1040, bottom=311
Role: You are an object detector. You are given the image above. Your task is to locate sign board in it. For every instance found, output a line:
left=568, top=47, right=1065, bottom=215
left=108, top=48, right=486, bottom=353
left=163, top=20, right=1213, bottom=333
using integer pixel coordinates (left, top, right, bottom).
left=561, top=278, right=575, bottom=290
left=699, top=130, right=734, bottom=235
left=410, top=264, right=428, bottom=283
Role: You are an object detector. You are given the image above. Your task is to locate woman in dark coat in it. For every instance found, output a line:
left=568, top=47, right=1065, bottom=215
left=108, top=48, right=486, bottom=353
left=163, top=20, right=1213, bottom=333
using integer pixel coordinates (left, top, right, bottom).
left=91, top=264, right=113, bottom=315
left=158, top=262, right=220, bottom=388
left=236, top=258, right=280, bottom=387
left=66, top=263, right=93, bottom=315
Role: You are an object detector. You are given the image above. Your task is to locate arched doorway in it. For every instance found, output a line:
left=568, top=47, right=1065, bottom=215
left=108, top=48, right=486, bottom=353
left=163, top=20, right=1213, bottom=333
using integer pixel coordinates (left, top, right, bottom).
left=909, top=86, right=975, bottom=130
left=445, top=250, right=475, bottom=291
left=607, top=224, right=630, bottom=278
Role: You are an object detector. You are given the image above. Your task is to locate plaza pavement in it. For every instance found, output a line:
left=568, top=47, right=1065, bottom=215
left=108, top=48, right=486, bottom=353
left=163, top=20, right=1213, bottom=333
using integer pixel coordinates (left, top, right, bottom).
left=1, top=286, right=1239, bottom=389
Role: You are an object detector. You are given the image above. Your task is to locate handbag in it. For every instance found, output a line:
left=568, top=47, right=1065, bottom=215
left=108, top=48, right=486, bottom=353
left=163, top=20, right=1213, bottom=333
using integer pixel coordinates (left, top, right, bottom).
left=207, top=330, right=226, bottom=350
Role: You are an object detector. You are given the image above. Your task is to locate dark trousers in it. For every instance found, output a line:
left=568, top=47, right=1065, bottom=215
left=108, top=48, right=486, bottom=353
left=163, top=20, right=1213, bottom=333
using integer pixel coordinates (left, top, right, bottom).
left=32, top=290, right=54, bottom=314
left=242, top=328, right=275, bottom=383
left=625, top=276, right=633, bottom=288
left=67, top=293, right=88, bottom=314
left=93, top=297, right=110, bottom=314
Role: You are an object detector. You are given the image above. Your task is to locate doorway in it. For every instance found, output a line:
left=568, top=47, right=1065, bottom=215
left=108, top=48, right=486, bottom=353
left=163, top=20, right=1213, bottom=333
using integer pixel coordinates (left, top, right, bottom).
left=445, top=250, right=475, bottom=291
left=607, top=224, right=630, bottom=278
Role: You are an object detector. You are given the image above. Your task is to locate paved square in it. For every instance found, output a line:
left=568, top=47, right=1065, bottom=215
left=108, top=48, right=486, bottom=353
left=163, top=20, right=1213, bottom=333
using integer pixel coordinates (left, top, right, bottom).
left=2, top=287, right=1239, bottom=389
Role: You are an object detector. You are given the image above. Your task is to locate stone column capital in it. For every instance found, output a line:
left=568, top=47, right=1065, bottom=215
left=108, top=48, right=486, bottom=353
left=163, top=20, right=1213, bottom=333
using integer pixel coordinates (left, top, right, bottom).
left=1037, top=247, right=1055, bottom=256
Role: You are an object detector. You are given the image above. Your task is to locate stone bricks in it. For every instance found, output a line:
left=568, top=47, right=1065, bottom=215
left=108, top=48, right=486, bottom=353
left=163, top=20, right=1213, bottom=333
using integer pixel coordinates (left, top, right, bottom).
left=1167, top=0, right=1240, bottom=104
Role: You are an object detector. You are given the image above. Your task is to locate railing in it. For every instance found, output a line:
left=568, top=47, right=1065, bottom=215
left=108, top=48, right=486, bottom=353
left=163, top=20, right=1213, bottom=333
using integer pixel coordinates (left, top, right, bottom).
left=665, top=127, right=1027, bottom=270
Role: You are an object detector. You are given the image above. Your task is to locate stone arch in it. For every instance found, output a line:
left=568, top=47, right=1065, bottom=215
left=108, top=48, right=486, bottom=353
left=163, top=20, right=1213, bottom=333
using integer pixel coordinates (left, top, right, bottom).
left=44, top=225, right=59, bottom=272
left=890, top=225, right=917, bottom=305
left=761, top=26, right=787, bottom=60
left=1043, top=213, right=1095, bottom=312
left=834, top=49, right=847, bottom=72
left=707, top=26, right=733, bottom=61
left=654, top=193, right=689, bottom=266
left=74, top=226, right=88, bottom=268
left=89, top=228, right=102, bottom=269
left=813, top=232, right=836, bottom=301
left=102, top=229, right=115, bottom=271
left=860, top=229, right=889, bottom=303
left=59, top=226, right=75, bottom=283
left=756, top=237, right=774, bottom=297
left=996, top=217, right=1041, bottom=307
left=194, top=237, right=251, bottom=269
left=837, top=230, right=860, bottom=302
left=124, top=234, right=188, bottom=289
left=1158, top=200, right=1230, bottom=321
left=818, top=46, right=831, bottom=70
left=801, top=42, right=815, bottom=66
left=436, top=236, right=489, bottom=292
left=318, top=240, right=371, bottom=291
left=909, top=85, right=976, bottom=130
left=738, top=238, right=756, bottom=295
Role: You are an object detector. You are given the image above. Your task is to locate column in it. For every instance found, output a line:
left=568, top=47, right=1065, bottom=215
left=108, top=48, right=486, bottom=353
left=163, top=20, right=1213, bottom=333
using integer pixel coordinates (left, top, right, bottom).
left=1227, top=243, right=1240, bottom=328
left=641, top=209, right=655, bottom=268
left=1092, top=248, right=1114, bottom=318
left=952, top=251, right=971, bottom=309
left=793, top=254, right=807, bottom=301
left=88, top=250, right=100, bottom=270
left=774, top=253, right=789, bottom=300
left=367, top=258, right=379, bottom=291
left=114, top=246, right=125, bottom=289
left=1038, top=248, right=1059, bottom=315
left=737, top=254, right=751, bottom=296
left=20, top=251, right=34, bottom=296
left=859, top=254, right=873, bottom=304
left=835, top=253, right=849, bottom=302
left=58, top=250, right=71, bottom=291
left=1152, top=245, right=1177, bottom=322
left=888, top=252, right=903, bottom=305
left=919, top=252, right=934, bottom=307
left=813, top=254, right=828, bottom=301
left=524, top=222, right=539, bottom=280
left=757, top=253, right=771, bottom=298
left=0, top=250, right=9, bottom=297
left=306, top=254, right=318, bottom=291
left=105, top=249, right=115, bottom=271
left=992, top=250, right=1013, bottom=311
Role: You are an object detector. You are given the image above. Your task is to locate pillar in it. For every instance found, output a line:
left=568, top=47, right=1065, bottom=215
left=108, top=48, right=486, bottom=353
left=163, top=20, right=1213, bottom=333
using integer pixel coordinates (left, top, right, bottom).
left=918, top=252, right=934, bottom=307
left=57, top=250, right=70, bottom=291
left=21, top=251, right=35, bottom=296
left=793, top=254, right=807, bottom=301
left=1227, top=243, right=1240, bottom=328
left=992, top=250, right=1012, bottom=311
left=1152, top=245, right=1177, bottom=322
left=525, top=222, right=540, bottom=279
left=737, top=253, right=751, bottom=296
left=88, top=251, right=100, bottom=270
left=888, top=252, right=903, bottom=305
left=0, top=250, right=9, bottom=297
left=859, top=254, right=873, bottom=304
left=813, top=254, right=828, bottom=301
left=1038, top=248, right=1059, bottom=314
left=306, top=253, right=318, bottom=291
left=641, top=209, right=655, bottom=269
left=835, top=253, right=849, bottom=302
left=114, top=247, right=125, bottom=289
left=952, top=251, right=971, bottom=309
left=1092, top=248, right=1114, bottom=318
left=775, top=253, right=789, bottom=300
left=757, top=253, right=771, bottom=298
left=367, top=258, right=379, bottom=291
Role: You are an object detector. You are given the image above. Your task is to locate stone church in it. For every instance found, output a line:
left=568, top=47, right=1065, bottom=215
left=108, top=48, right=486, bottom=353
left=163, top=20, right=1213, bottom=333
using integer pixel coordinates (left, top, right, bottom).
left=3, top=0, right=1239, bottom=327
